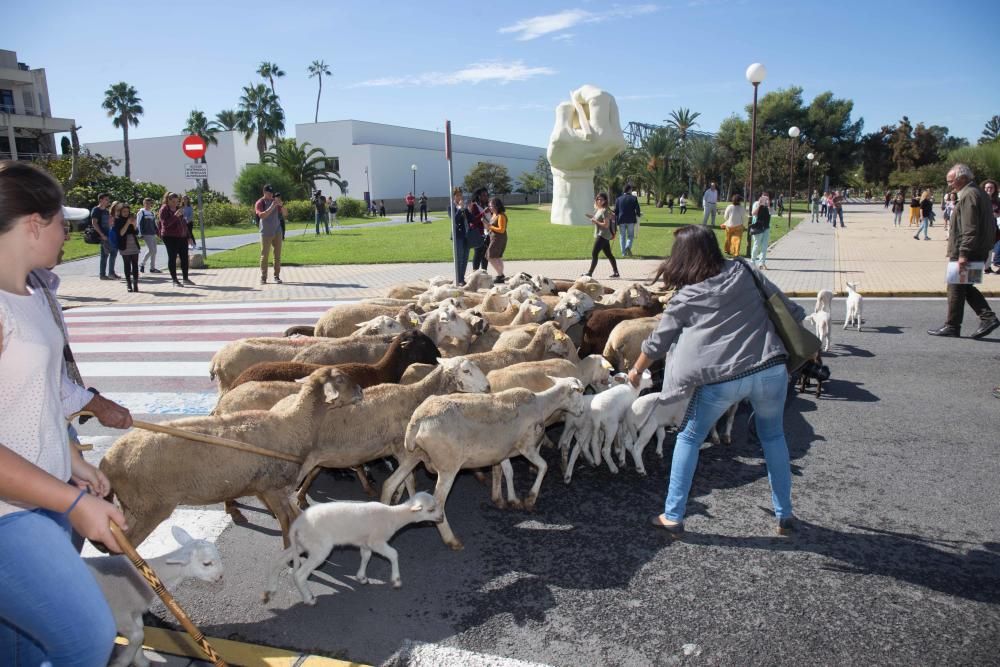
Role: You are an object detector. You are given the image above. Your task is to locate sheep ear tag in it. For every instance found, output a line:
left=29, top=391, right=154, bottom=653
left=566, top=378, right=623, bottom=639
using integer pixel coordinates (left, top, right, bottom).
left=323, top=383, right=341, bottom=403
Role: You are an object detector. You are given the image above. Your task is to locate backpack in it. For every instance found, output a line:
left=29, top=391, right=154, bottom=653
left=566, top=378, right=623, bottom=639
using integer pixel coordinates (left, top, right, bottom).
left=608, top=212, right=618, bottom=238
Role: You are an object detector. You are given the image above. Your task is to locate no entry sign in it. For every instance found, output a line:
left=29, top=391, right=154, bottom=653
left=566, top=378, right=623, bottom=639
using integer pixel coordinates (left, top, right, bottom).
left=182, top=135, right=207, bottom=160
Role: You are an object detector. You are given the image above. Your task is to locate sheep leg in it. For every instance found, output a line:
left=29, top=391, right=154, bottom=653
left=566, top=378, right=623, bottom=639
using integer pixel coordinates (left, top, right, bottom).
left=291, top=548, right=329, bottom=606
left=356, top=547, right=373, bottom=584
left=490, top=464, right=506, bottom=509
left=557, top=423, right=576, bottom=472
left=224, top=499, right=250, bottom=524
left=519, top=434, right=548, bottom=511
left=391, top=473, right=418, bottom=504
left=354, top=465, right=378, bottom=498
left=296, top=467, right=322, bottom=510
left=655, top=426, right=666, bottom=457
left=615, top=430, right=628, bottom=468
left=380, top=454, right=421, bottom=505
left=432, top=469, right=463, bottom=550
left=629, top=421, right=657, bottom=476
left=500, top=459, right=522, bottom=509
left=473, top=469, right=490, bottom=486
left=260, top=488, right=299, bottom=549
left=371, top=541, right=402, bottom=588
left=262, top=544, right=296, bottom=604
left=720, top=403, right=738, bottom=445
left=120, top=504, right=174, bottom=550
left=564, top=439, right=584, bottom=484
left=600, top=427, right=619, bottom=474
left=109, top=614, right=146, bottom=667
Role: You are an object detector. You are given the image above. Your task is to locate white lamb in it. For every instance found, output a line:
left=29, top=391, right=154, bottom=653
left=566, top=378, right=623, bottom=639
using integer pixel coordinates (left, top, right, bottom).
left=844, top=281, right=862, bottom=331
left=85, top=527, right=223, bottom=667
left=263, top=492, right=443, bottom=606
left=803, top=289, right=833, bottom=351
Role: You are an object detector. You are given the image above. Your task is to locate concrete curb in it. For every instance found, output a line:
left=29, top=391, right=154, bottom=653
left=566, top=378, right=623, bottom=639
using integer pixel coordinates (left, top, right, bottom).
left=125, top=626, right=368, bottom=666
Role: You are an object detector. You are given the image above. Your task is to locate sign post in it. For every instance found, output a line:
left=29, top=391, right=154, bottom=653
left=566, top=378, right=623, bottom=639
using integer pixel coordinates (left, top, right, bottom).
left=445, top=121, right=459, bottom=285
left=182, top=136, right=209, bottom=260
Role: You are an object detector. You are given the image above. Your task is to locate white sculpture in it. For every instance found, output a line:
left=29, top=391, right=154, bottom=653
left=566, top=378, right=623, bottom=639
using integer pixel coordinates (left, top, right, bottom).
left=547, top=85, right=627, bottom=226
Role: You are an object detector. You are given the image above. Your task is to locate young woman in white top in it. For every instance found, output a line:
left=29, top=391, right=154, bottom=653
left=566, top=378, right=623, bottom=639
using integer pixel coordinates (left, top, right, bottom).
left=0, top=162, right=134, bottom=666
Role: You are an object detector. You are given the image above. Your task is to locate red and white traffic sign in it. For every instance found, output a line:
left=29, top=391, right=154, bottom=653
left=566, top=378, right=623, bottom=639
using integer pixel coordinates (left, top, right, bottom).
left=182, top=135, right=207, bottom=160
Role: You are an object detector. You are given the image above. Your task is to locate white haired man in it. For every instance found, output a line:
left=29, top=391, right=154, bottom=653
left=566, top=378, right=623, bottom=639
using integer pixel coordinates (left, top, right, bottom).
left=927, top=163, right=999, bottom=340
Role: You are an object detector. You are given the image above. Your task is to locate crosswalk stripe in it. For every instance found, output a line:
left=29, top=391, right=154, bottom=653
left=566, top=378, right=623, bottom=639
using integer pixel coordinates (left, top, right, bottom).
left=78, top=361, right=210, bottom=377
left=73, top=341, right=229, bottom=354
left=68, top=323, right=301, bottom=336
left=66, top=299, right=354, bottom=315
left=101, top=392, right=218, bottom=415
left=63, top=311, right=328, bottom=324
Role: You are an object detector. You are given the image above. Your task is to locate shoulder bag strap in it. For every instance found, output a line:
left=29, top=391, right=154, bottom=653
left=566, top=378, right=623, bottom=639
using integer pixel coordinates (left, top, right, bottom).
left=27, top=270, right=84, bottom=387
left=734, top=257, right=768, bottom=302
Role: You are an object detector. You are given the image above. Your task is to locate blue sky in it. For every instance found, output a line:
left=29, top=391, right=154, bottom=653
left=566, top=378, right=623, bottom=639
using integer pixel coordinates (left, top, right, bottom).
left=8, top=0, right=998, bottom=148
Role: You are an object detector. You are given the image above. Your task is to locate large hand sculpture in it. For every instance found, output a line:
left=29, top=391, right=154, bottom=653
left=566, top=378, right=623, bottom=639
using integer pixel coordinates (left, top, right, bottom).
left=547, top=85, right=627, bottom=226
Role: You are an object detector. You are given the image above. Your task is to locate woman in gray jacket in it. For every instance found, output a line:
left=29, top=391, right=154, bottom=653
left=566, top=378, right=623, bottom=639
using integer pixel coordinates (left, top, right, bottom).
left=628, top=225, right=805, bottom=537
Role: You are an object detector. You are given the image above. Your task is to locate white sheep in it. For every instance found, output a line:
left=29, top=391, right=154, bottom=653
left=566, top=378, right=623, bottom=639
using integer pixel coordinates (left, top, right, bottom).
left=416, top=285, right=467, bottom=309
left=844, top=281, right=862, bottom=331
left=86, top=527, right=222, bottom=667
left=486, top=355, right=613, bottom=394
left=570, top=371, right=653, bottom=478
left=380, top=377, right=585, bottom=549
left=262, top=492, right=442, bottom=605
left=349, top=313, right=415, bottom=338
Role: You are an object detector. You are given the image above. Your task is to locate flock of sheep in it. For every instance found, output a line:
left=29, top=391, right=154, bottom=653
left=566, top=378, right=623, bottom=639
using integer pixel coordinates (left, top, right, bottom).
left=96, top=268, right=726, bottom=611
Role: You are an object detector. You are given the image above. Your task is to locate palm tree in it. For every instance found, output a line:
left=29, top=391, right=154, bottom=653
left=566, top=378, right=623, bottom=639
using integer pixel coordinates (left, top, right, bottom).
left=101, top=82, right=143, bottom=179
left=257, top=62, right=285, bottom=94
left=686, top=138, right=717, bottom=195
left=638, top=128, right=680, bottom=206
left=237, top=83, right=286, bottom=162
left=263, top=139, right=346, bottom=199
left=211, top=109, right=241, bottom=132
left=182, top=109, right=219, bottom=190
left=594, top=152, right=630, bottom=201
left=665, top=108, right=701, bottom=140
left=307, top=60, right=332, bottom=124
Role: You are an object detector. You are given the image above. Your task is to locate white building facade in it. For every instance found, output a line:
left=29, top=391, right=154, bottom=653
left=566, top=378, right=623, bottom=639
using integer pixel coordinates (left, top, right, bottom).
left=0, top=49, right=76, bottom=160
left=84, top=120, right=546, bottom=208
left=296, top=120, right=546, bottom=211
left=83, top=130, right=259, bottom=199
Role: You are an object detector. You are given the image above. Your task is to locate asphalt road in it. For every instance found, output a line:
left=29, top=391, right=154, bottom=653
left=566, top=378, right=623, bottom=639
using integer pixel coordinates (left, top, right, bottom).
left=151, top=298, right=1000, bottom=666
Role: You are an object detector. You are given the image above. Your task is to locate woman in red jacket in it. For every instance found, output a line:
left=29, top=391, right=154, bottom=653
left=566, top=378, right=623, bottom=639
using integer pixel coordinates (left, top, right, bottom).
left=158, top=192, right=195, bottom=287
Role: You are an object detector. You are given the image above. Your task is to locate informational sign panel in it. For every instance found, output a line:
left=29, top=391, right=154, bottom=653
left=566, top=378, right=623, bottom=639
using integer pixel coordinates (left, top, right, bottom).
left=184, top=163, right=208, bottom=180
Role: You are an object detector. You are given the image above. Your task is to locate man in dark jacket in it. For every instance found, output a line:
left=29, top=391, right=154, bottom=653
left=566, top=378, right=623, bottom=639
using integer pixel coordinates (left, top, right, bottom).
left=614, top=183, right=641, bottom=257
left=928, top=163, right=999, bottom=339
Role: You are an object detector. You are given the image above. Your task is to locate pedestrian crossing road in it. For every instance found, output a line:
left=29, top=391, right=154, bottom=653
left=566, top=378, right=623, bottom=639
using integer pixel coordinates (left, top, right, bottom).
left=69, top=299, right=349, bottom=558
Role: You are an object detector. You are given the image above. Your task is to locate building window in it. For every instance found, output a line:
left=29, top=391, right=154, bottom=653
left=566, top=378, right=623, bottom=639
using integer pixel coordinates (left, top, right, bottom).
left=0, top=90, right=14, bottom=114
left=326, top=157, right=340, bottom=173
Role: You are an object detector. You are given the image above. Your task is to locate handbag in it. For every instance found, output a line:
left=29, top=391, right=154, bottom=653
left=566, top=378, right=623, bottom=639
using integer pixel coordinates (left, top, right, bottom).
left=83, top=226, right=101, bottom=244
left=737, top=258, right=821, bottom=372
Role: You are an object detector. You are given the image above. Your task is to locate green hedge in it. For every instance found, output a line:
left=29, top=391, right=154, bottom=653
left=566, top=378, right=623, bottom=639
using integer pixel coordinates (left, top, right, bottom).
left=65, top=176, right=167, bottom=210
left=336, top=196, right=366, bottom=218
left=232, top=164, right=296, bottom=206
left=283, top=200, right=313, bottom=222
left=201, top=202, right=253, bottom=227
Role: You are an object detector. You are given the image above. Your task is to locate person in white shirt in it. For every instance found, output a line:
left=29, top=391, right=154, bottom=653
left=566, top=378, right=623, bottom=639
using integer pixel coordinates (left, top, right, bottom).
left=702, top=182, right=719, bottom=226
left=0, top=162, right=135, bottom=666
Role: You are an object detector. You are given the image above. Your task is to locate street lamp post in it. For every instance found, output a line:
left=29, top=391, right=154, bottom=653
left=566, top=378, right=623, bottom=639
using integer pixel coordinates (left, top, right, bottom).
left=411, top=164, right=417, bottom=195
left=805, top=152, right=815, bottom=204
left=364, top=166, right=371, bottom=213
left=744, top=62, right=766, bottom=258
left=787, top=126, right=800, bottom=228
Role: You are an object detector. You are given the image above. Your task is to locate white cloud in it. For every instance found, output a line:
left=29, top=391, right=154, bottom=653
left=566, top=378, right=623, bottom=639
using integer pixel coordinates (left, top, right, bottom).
left=350, top=61, right=556, bottom=88
left=552, top=33, right=575, bottom=42
left=498, top=5, right=658, bottom=41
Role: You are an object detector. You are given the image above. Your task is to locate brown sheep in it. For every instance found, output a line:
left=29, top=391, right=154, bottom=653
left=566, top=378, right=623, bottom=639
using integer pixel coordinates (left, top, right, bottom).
left=577, top=303, right=664, bottom=358
left=230, top=330, right=442, bottom=390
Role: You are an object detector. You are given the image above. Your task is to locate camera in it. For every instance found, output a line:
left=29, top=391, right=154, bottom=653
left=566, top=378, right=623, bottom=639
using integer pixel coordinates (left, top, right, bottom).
left=312, top=189, right=323, bottom=202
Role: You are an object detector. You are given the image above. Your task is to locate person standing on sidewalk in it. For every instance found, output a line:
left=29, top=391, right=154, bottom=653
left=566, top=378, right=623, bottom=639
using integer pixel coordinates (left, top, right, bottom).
left=908, top=190, right=921, bottom=226
left=981, top=180, right=999, bottom=274
left=891, top=193, right=905, bottom=227
left=831, top=191, right=845, bottom=227
left=90, top=194, right=118, bottom=281
left=451, top=188, right=471, bottom=285
left=255, top=185, right=284, bottom=284
left=928, top=164, right=999, bottom=339
left=914, top=190, right=933, bottom=240
left=701, top=182, right=719, bottom=226
left=486, top=197, right=508, bottom=284
left=418, top=192, right=428, bottom=222
left=810, top=190, right=821, bottom=222
left=468, top=188, right=491, bottom=273
left=404, top=192, right=416, bottom=223
left=159, top=193, right=194, bottom=287
left=137, top=197, right=160, bottom=273
left=114, top=211, right=141, bottom=292
left=749, top=193, right=772, bottom=270
left=721, top=193, right=746, bottom=256
left=328, top=196, right=339, bottom=227
left=313, top=190, right=329, bottom=235
left=614, top=183, right=641, bottom=257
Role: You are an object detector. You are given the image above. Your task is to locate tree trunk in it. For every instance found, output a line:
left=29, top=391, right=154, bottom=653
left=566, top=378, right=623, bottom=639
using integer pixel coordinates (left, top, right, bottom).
left=201, top=155, right=209, bottom=191
left=256, top=122, right=266, bottom=162
left=314, top=77, right=321, bottom=124
left=122, top=119, right=131, bottom=180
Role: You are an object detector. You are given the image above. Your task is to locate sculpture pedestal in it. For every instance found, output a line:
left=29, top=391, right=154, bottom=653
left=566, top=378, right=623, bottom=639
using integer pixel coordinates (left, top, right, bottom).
left=549, top=167, right=597, bottom=226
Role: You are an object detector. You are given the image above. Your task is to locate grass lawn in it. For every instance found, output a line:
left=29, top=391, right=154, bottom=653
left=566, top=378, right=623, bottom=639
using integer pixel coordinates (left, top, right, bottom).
left=208, top=204, right=806, bottom=268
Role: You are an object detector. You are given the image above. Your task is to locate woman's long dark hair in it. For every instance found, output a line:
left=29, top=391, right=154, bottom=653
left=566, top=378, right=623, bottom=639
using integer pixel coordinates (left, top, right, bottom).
left=650, top=224, right=725, bottom=290
left=0, top=162, right=63, bottom=234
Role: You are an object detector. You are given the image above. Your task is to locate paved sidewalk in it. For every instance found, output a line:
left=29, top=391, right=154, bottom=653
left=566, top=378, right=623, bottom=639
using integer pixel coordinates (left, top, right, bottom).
left=52, top=204, right=999, bottom=306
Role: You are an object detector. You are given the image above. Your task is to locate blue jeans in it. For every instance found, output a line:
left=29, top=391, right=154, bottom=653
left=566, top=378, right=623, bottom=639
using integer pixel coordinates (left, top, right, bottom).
left=454, top=236, right=469, bottom=283
left=991, top=240, right=1000, bottom=267
left=664, top=363, right=793, bottom=521
left=0, top=509, right=116, bottom=667
left=315, top=211, right=329, bottom=234
left=811, top=207, right=820, bottom=222
left=618, top=223, right=635, bottom=254
left=916, top=216, right=931, bottom=239
left=99, top=240, right=118, bottom=277
left=893, top=211, right=903, bottom=226
left=832, top=208, right=844, bottom=227
left=750, top=228, right=770, bottom=266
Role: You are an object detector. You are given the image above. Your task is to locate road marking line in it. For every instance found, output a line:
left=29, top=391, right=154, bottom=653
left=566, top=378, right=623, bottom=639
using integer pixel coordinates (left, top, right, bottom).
left=69, top=323, right=300, bottom=336
left=392, top=640, right=553, bottom=667
left=65, top=299, right=357, bottom=314
left=64, top=311, right=327, bottom=324
left=77, top=361, right=209, bottom=377
left=72, top=341, right=229, bottom=353
left=101, top=392, right=217, bottom=415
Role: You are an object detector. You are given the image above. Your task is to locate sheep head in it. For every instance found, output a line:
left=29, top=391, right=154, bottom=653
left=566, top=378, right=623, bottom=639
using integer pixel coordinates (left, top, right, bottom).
left=296, top=367, right=364, bottom=406
left=396, top=330, right=443, bottom=365
left=352, top=315, right=406, bottom=337
left=440, top=357, right=490, bottom=393
left=532, top=275, right=558, bottom=295
left=165, top=527, right=224, bottom=584
left=405, top=491, right=444, bottom=524
left=547, top=376, right=586, bottom=418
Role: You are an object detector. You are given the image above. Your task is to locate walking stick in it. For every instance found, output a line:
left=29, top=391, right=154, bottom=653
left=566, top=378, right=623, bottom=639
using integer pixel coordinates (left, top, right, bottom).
left=108, top=522, right=227, bottom=667
left=71, top=411, right=303, bottom=464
